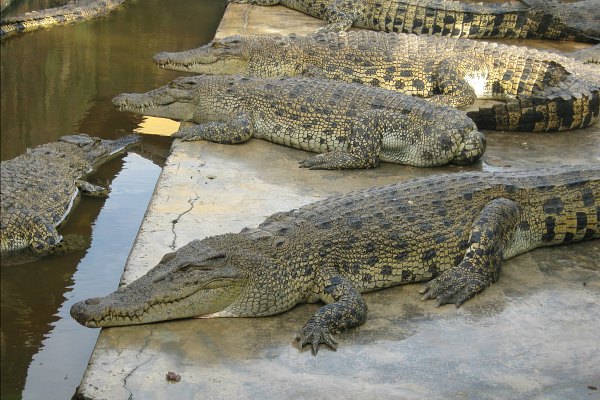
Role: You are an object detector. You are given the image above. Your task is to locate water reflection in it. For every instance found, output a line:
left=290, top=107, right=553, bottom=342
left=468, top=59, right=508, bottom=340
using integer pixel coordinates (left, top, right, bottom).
left=1, top=0, right=226, bottom=160
left=21, top=153, right=162, bottom=400
left=0, top=0, right=226, bottom=398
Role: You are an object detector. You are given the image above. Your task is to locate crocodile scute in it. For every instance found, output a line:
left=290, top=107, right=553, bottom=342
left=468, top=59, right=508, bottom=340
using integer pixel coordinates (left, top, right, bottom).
left=71, top=165, right=600, bottom=354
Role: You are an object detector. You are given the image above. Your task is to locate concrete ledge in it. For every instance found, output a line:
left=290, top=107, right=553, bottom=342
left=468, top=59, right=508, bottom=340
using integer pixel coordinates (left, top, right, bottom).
left=78, top=139, right=600, bottom=400
left=76, top=4, right=600, bottom=399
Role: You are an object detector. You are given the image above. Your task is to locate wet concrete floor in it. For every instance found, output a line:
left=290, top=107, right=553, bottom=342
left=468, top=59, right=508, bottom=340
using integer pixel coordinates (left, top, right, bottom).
left=76, top=3, right=600, bottom=399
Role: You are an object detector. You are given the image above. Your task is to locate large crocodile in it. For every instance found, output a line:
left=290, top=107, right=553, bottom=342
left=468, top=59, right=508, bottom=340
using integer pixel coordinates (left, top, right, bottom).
left=0, top=0, right=125, bottom=39
left=70, top=165, right=600, bottom=354
left=0, top=133, right=140, bottom=265
left=113, top=75, right=485, bottom=169
left=230, top=0, right=599, bottom=42
left=154, top=31, right=600, bottom=132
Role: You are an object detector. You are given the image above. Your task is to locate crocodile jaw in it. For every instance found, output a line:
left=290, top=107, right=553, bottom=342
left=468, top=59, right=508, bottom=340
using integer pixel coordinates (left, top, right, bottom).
left=153, top=37, right=250, bottom=74
left=70, top=239, right=249, bottom=327
left=112, top=92, right=196, bottom=121
left=70, top=277, right=245, bottom=327
left=154, top=48, right=249, bottom=74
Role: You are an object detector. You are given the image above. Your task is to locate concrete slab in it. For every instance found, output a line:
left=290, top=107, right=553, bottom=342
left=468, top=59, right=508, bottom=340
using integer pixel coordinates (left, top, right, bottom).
left=76, top=4, right=600, bottom=400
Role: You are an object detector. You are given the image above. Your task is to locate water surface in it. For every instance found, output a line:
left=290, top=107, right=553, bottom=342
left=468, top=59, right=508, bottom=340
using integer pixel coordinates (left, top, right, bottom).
left=0, top=0, right=226, bottom=398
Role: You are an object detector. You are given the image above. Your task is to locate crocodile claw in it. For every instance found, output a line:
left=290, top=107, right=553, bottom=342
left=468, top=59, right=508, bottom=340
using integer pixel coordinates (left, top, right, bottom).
left=296, top=323, right=338, bottom=355
left=299, top=152, right=362, bottom=170
left=298, top=155, right=328, bottom=169
left=172, top=128, right=199, bottom=141
left=419, top=267, right=487, bottom=307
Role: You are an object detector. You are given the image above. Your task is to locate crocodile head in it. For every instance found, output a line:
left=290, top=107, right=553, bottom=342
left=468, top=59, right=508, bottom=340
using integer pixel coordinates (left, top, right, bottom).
left=153, top=34, right=300, bottom=76
left=113, top=75, right=256, bottom=121
left=57, top=133, right=141, bottom=165
left=70, top=234, right=278, bottom=327
left=112, top=77, right=202, bottom=120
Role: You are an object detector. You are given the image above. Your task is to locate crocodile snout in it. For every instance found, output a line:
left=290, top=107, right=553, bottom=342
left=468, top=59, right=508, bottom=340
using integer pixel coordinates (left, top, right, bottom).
left=70, top=298, right=106, bottom=327
left=70, top=300, right=92, bottom=326
left=153, top=51, right=171, bottom=67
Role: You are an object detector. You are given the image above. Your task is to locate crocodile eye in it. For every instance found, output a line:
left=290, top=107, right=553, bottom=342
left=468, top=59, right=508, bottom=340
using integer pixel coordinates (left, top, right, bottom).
left=177, top=263, right=205, bottom=272
left=177, top=263, right=212, bottom=273
left=176, top=253, right=226, bottom=272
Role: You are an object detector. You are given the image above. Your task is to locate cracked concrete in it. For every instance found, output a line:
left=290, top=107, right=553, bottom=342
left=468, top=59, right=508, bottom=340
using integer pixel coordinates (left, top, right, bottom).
left=76, top=3, right=600, bottom=400
left=169, top=193, right=201, bottom=251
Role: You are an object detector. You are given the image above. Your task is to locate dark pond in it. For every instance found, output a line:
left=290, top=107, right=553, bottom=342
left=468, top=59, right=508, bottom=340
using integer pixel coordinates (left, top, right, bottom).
left=0, top=0, right=227, bottom=398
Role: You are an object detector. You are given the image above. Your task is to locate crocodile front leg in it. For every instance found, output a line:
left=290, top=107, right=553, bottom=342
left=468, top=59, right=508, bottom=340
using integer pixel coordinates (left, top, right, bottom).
left=318, top=0, right=361, bottom=32
left=428, top=58, right=480, bottom=108
left=25, top=213, right=63, bottom=254
left=76, top=180, right=109, bottom=197
left=296, top=272, right=367, bottom=355
left=299, top=114, right=381, bottom=169
left=420, top=198, right=522, bottom=306
left=173, top=112, right=253, bottom=144
left=46, top=233, right=90, bottom=255
left=24, top=209, right=90, bottom=255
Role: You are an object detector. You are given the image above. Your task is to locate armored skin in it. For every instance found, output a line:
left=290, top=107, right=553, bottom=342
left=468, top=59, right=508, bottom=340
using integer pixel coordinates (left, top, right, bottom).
left=230, top=0, right=599, bottom=42
left=0, top=0, right=125, bottom=39
left=0, top=134, right=140, bottom=265
left=154, top=31, right=600, bottom=132
left=113, top=75, right=485, bottom=169
left=71, top=165, right=600, bottom=354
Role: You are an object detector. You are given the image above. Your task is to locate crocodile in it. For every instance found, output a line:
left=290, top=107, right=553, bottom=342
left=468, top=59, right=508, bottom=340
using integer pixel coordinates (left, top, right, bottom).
left=0, top=0, right=125, bottom=39
left=0, top=133, right=140, bottom=265
left=229, top=0, right=599, bottom=42
left=70, top=165, right=600, bottom=354
left=112, top=74, right=486, bottom=169
left=154, top=31, right=600, bottom=132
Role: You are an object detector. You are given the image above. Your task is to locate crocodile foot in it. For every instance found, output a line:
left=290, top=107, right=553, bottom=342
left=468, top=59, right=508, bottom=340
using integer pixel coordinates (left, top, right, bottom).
left=77, top=180, right=109, bottom=197
left=171, top=127, right=198, bottom=141
left=299, top=151, right=377, bottom=170
left=295, top=321, right=338, bottom=355
left=419, top=263, right=489, bottom=307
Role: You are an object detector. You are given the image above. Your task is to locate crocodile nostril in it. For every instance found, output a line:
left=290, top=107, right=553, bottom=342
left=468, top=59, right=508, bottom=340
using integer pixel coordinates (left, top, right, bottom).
left=85, top=297, right=101, bottom=305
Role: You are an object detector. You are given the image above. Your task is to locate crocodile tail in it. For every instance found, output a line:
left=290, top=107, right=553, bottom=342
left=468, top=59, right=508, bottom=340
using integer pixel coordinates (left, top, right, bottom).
left=523, top=7, right=599, bottom=43
left=467, top=89, right=600, bottom=132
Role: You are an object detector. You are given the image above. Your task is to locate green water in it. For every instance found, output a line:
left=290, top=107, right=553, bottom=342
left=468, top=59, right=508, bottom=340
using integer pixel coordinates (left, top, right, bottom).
left=0, top=1, right=226, bottom=398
